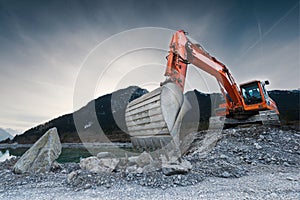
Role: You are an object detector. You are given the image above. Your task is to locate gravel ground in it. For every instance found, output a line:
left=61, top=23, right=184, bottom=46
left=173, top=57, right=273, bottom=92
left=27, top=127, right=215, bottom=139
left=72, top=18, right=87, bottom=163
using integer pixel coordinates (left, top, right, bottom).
left=0, top=125, right=299, bottom=199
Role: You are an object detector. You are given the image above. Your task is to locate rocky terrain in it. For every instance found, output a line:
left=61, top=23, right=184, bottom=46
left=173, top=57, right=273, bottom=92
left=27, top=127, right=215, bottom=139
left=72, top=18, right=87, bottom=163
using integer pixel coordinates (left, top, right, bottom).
left=0, top=125, right=299, bottom=199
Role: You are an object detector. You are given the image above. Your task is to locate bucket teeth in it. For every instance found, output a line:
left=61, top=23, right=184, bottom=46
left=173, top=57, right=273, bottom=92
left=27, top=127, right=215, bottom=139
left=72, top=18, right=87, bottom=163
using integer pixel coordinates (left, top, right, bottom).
left=131, top=136, right=173, bottom=151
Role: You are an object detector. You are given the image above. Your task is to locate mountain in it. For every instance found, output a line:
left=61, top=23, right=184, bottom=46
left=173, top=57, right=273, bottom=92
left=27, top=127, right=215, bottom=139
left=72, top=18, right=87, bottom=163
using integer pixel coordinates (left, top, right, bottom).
left=11, top=86, right=148, bottom=144
left=269, top=90, right=300, bottom=122
left=7, top=88, right=299, bottom=144
left=0, top=128, right=13, bottom=142
left=4, top=128, right=21, bottom=137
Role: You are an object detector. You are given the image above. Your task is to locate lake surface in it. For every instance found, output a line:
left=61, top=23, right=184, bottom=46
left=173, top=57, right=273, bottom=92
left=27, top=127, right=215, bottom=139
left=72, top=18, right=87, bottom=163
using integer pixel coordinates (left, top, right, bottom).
left=0, top=143, right=139, bottom=163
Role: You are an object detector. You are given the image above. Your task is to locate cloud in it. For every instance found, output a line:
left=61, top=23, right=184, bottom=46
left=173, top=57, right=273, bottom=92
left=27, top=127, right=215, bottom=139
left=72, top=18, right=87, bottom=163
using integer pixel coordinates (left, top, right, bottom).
left=234, top=37, right=299, bottom=89
left=0, top=0, right=298, bottom=131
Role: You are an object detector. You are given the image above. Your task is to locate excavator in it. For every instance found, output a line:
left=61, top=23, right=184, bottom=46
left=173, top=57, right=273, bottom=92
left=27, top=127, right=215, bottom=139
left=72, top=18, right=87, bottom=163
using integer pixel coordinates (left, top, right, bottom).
left=125, top=30, right=280, bottom=155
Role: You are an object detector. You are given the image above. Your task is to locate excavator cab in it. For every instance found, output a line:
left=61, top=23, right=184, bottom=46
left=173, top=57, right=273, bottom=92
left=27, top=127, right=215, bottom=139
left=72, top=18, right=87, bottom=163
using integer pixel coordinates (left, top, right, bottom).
left=241, top=81, right=263, bottom=105
left=238, top=80, right=280, bottom=126
left=240, top=80, right=277, bottom=113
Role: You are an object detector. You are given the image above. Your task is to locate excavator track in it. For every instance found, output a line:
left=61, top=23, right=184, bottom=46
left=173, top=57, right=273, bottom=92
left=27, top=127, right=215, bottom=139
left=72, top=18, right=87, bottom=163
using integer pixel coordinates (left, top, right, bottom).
left=208, top=110, right=280, bottom=129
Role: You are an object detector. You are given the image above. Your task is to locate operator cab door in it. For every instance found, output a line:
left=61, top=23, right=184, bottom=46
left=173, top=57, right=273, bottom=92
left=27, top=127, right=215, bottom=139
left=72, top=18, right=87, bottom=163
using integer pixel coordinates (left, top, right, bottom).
left=240, top=81, right=267, bottom=111
left=241, top=82, right=263, bottom=105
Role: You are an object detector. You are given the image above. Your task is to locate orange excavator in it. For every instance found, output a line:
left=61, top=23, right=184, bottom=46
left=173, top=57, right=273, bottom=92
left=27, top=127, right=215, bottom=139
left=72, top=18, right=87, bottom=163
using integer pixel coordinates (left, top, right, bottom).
left=125, top=30, right=280, bottom=153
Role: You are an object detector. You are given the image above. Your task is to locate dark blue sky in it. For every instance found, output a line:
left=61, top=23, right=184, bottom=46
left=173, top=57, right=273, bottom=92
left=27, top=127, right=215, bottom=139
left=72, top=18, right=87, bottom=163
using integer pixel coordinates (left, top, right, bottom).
left=0, top=0, right=299, bottom=131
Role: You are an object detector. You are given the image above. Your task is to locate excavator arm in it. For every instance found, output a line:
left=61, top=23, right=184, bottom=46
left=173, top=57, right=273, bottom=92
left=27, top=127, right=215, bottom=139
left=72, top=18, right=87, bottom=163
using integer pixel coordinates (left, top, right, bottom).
left=164, top=30, right=244, bottom=114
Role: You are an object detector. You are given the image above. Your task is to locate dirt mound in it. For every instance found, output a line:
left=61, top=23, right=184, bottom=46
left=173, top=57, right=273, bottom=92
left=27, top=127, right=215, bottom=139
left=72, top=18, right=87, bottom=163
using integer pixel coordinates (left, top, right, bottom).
left=187, top=125, right=299, bottom=178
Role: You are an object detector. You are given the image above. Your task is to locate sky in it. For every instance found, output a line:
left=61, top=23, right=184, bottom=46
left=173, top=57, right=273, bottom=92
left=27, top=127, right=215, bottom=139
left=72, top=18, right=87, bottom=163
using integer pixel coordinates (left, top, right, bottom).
left=0, top=0, right=299, bottom=132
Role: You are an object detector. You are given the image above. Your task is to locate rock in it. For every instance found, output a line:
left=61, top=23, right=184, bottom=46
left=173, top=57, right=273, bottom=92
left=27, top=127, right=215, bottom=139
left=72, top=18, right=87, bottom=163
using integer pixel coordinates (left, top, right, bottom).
left=162, top=159, right=192, bottom=176
left=162, top=164, right=188, bottom=176
left=96, top=152, right=116, bottom=159
left=136, top=167, right=143, bottom=174
left=50, top=161, right=62, bottom=172
left=136, top=152, right=153, bottom=168
left=127, top=156, right=139, bottom=166
left=80, top=156, right=120, bottom=173
left=221, top=171, right=231, bottom=178
left=116, top=157, right=128, bottom=170
left=259, top=135, right=265, bottom=140
left=142, top=160, right=161, bottom=173
left=254, top=143, right=262, bottom=150
left=13, top=127, right=62, bottom=174
left=84, top=183, right=92, bottom=189
left=126, top=165, right=138, bottom=173
left=283, top=162, right=290, bottom=167
left=286, top=176, right=297, bottom=181
left=142, top=164, right=157, bottom=173
left=220, top=154, right=228, bottom=159
left=116, top=152, right=162, bottom=173
left=180, top=159, right=193, bottom=169
left=100, top=158, right=120, bottom=171
left=265, top=192, right=278, bottom=199
left=80, top=156, right=103, bottom=173
left=67, top=170, right=80, bottom=183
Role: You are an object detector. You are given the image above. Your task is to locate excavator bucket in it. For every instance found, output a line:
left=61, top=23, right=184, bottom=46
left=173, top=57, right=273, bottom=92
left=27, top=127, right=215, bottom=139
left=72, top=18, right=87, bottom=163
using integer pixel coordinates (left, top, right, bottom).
left=125, top=82, right=191, bottom=155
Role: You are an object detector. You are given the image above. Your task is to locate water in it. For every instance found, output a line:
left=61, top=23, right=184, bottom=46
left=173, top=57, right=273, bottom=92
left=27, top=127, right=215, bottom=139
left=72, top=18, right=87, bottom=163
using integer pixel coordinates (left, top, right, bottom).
left=0, top=150, right=16, bottom=162
left=0, top=144, right=138, bottom=163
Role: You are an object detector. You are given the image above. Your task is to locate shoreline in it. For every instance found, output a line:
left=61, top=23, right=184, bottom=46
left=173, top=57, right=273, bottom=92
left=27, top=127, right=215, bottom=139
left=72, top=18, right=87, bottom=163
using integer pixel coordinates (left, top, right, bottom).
left=0, top=142, right=133, bottom=150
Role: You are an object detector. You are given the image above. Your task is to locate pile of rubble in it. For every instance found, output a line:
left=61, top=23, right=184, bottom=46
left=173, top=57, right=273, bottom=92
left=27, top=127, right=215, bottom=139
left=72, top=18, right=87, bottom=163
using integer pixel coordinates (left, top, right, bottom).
left=0, top=125, right=299, bottom=191
left=67, top=150, right=201, bottom=189
left=188, top=126, right=299, bottom=178
left=67, top=125, right=299, bottom=190
left=78, top=151, right=192, bottom=175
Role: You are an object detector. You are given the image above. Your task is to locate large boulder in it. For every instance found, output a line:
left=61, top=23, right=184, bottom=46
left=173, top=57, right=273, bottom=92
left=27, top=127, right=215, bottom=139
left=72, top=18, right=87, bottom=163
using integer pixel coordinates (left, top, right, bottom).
left=162, top=159, right=192, bottom=176
left=136, top=151, right=153, bottom=168
left=13, top=127, right=62, bottom=174
left=80, top=154, right=120, bottom=173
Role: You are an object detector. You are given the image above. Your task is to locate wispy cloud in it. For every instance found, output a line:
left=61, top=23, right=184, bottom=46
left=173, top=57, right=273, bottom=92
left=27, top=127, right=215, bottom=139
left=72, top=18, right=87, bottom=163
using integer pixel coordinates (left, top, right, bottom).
left=0, top=0, right=298, bottom=131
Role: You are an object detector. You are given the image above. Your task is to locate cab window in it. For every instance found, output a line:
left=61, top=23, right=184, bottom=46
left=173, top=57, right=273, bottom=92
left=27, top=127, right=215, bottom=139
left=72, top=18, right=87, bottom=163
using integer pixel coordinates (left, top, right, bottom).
left=241, top=83, right=262, bottom=105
